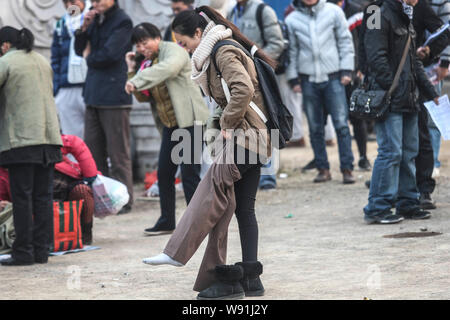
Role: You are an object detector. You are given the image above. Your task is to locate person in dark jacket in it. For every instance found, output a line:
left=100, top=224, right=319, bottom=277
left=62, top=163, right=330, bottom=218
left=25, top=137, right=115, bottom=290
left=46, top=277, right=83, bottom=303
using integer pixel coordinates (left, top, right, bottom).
left=74, top=0, right=134, bottom=213
left=412, top=0, right=450, bottom=210
left=362, top=0, right=439, bottom=224
left=51, top=0, right=89, bottom=139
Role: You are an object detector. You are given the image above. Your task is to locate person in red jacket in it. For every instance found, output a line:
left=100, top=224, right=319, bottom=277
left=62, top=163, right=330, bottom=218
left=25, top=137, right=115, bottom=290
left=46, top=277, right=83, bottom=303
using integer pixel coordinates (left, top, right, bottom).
left=0, top=134, right=98, bottom=245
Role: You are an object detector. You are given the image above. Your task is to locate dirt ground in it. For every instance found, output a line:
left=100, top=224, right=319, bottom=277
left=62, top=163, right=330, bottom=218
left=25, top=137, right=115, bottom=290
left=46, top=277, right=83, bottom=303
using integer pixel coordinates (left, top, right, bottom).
left=1, top=134, right=449, bottom=300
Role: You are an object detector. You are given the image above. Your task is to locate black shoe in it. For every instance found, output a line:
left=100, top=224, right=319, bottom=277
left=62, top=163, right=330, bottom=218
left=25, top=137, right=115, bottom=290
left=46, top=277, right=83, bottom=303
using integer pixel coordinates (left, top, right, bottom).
left=365, top=180, right=371, bottom=189
left=197, top=265, right=245, bottom=300
left=419, top=193, right=436, bottom=210
left=364, top=213, right=404, bottom=224
left=358, top=157, right=372, bottom=171
left=301, top=159, right=316, bottom=172
left=144, top=225, right=175, bottom=236
left=1, top=258, right=34, bottom=266
left=235, top=261, right=265, bottom=297
left=397, top=207, right=431, bottom=220
left=118, top=204, right=132, bottom=215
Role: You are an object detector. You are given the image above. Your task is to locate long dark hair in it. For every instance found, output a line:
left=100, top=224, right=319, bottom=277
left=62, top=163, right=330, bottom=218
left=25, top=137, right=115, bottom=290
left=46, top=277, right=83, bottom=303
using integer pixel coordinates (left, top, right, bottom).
left=172, top=6, right=277, bottom=69
left=0, top=26, right=34, bottom=53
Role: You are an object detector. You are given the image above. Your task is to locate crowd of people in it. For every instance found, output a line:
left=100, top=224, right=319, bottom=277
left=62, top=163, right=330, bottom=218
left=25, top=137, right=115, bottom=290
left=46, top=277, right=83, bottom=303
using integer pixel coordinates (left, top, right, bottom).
left=0, top=0, right=448, bottom=300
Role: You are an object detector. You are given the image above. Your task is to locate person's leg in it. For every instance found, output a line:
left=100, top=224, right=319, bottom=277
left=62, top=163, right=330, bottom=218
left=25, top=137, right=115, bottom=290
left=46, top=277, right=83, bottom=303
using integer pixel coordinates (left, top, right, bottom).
left=55, top=87, right=86, bottom=139
left=84, top=107, right=108, bottom=176
left=428, top=80, right=443, bottom=170
left=415, top=105, right=436, bottom=196
left=32, top=164, right=54, bottom=262
left=397, top=113, right=422, bottom=212
left=153, top=126, right=179, bottom=231
left=234, top=163, right=261, bottom=262
left=301, top=78, right=329, bottom=170
left=7, top=164, right=35, bottom=263
left=277, top=74, right=304, bottom=141
left=323, top=79, right=354, bottom=172
left=364, top=112, right=404, bottom=223
left=99, top=108, right=134, bottom=207
left=179, top=126, right=202, bottom=205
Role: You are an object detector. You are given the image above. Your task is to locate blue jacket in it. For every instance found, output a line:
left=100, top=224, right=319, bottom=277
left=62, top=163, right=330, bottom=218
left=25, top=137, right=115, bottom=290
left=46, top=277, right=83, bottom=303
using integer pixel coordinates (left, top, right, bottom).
left=51, top=16, right=83, bottom=96
left=74, top=4, right=133, bottom=107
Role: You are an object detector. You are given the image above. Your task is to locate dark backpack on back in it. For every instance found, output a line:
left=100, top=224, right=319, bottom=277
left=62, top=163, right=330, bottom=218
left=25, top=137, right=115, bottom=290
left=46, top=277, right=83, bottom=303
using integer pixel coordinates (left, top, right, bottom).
left=211, top=40, right=293, bottom=149
left=256, top=3, right=290, bottom=75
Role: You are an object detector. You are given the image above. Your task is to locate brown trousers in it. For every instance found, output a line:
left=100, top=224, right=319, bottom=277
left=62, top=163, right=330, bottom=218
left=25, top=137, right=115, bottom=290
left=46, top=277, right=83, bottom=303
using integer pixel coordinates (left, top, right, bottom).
left=84, top=106, right=134, bottom=205
left=164, top=150, right=242, bottom=292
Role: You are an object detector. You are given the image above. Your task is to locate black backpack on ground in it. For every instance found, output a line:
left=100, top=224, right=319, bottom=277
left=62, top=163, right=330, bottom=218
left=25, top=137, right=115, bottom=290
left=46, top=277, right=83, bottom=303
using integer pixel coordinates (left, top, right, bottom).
left=211, top=40, right=293, bottom=149
left=256, top=3, right=290, bottom=75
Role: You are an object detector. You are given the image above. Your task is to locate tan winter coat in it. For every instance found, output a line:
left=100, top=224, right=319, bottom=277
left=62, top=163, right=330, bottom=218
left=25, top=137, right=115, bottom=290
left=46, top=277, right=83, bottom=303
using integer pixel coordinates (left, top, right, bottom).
left=206, top=39, right=272, bottom=159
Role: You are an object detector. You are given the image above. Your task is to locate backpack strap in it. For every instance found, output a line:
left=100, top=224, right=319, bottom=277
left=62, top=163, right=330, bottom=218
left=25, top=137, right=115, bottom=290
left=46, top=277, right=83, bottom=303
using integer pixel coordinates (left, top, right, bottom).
left=256, top=3, right=266, bottom=47
left=211, top=40, right=268, bottom=124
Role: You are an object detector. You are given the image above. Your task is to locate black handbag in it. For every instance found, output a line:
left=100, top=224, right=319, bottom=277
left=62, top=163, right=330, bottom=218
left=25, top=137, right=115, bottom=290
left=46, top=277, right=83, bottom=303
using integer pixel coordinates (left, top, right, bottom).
left=349, top=34, right=411, bottom=120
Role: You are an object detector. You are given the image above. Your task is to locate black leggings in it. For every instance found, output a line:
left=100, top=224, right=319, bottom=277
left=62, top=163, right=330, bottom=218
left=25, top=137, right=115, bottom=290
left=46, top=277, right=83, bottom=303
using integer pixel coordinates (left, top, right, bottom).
left=234, top=146, right=262, bottom=262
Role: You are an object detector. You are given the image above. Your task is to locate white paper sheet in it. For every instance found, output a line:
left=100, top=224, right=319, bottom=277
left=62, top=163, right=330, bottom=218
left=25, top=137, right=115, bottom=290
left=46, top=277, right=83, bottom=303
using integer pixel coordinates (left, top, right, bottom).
left=424, top=94, right=450, bottom=140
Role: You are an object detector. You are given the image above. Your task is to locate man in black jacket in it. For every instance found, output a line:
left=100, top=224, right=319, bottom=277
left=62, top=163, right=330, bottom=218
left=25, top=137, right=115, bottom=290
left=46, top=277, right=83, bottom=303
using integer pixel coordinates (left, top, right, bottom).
left=74, top=0, right=134, bottom=213
left=362, top=0, right=439, bottom=224
left=413, top=0, right=449, bottom=210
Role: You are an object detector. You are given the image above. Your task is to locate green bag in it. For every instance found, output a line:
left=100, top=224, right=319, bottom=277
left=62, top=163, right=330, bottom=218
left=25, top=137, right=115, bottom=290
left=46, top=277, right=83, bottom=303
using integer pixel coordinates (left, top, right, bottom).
left=0, top=203, right=15, bottom=255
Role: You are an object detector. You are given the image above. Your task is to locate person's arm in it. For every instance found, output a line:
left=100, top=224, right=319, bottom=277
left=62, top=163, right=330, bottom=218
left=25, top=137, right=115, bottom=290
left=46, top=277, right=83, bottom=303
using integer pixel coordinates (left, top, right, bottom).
left=0, top=60, right=7, bottom=88
left=74, top=28, right=90, bottom=57
left=50, top=28, right=62, bottom=96
left=364, top=16, right=393, bottom=90
left=285, top=20, right=301, bottom=90
left=128, top=44, right=188, bottom=91
left=216, top=46, right=255, bottom=130
left=62, top=135, right=98, bottom=179
left=435, top=0, right=450, bottom=79
left=85, top=18, right=133, bottom=69
left=415, top=56, right=439, bottom=101
left=261, top=6, right=285, bottom=60
left=127, top=71, right=151, bottom=102
left=334, top=8, right=355, bottom=83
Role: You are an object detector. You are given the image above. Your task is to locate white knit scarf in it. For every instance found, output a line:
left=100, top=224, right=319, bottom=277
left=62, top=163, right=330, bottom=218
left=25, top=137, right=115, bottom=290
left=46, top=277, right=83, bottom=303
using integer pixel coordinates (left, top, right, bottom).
left=191, top=22, right=233, bottom=96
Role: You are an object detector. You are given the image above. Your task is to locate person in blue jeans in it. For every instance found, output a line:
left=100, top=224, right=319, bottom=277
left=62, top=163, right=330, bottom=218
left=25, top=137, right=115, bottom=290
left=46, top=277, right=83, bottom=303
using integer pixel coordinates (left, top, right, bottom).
left=285, top=0, right=356, bottom=184
left=361, top=0, right=439, bottom=224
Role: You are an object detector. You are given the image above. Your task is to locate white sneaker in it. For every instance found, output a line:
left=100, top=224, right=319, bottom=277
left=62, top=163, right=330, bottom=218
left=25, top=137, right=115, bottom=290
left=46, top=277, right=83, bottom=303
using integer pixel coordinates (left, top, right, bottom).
left=142, top=253, right=184, bottom=267
left=432, top=167, right=440, bottom=178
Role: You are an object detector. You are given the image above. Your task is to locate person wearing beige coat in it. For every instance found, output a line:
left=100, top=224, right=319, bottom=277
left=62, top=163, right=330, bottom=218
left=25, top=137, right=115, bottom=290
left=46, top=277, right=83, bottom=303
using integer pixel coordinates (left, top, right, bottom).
left=0, top=27, right=62, bottom=266
left=142, top=6, right=274, bottom=300
left=125, top=23, right=209, bottom=236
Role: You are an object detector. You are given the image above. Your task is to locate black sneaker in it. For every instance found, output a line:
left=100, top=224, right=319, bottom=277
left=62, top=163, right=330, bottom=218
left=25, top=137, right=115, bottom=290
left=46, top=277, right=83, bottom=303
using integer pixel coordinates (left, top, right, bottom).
left=358, top=157, right=372, bottom=171
left=419, top=193, right=436, bottom=210
left=144, top=225, right=175, bottom=236
left=1, top=258, right=34, bottom=266
left=364, top=213, right=404, bottom=224
left=397, top=207, right=431, bottom=220
left=301, top=159, right=316, bottom=172
left=365, top=180, right=371, bottom=189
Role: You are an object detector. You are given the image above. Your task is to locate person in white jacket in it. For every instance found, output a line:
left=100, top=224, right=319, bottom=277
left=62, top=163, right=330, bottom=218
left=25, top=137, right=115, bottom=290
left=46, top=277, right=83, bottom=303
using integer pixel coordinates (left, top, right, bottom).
left=285, top=0, right=355, bottom=184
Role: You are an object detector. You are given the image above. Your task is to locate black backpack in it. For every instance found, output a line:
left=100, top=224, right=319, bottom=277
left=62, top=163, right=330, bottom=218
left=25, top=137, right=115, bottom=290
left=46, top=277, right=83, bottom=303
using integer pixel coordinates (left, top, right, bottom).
left=256, top=3, right=290, bottom=75
left=211, top=40, right=293, bottom=149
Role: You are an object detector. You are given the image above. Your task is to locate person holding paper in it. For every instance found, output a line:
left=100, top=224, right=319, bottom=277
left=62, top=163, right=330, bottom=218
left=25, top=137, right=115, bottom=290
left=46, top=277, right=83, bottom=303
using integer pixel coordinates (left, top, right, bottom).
left=362, top=0, right=439, bottom=224
left=412, top=0, right=450, bottom=210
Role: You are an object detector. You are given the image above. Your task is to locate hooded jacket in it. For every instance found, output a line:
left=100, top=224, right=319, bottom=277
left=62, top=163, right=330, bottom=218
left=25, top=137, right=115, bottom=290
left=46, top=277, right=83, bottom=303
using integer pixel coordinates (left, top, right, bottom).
left=363, top=0, right=438, bottom=112
left=285, top=0, right=355, bottom=83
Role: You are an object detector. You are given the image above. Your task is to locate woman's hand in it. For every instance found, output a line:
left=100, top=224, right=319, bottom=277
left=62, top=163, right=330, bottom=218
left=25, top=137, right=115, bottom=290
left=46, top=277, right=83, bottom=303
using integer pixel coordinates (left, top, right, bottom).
left=126, top=52, right=137, bottom=73
left=292, top=84, right=302, bottom=94
left=125, top=81, right=136, bottom=95
left=221, top=129, right=232, bottom=140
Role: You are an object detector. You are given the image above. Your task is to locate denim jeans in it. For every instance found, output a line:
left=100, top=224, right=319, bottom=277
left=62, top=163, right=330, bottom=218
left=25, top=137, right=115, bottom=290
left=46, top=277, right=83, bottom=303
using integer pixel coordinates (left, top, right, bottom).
left=364, top=112, right=420, bottom=218
left=301, top=76, right=354, bottom=171
left=428, top=81, right=442, bottom=168
left=259, top=160, right=277, bottom=189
